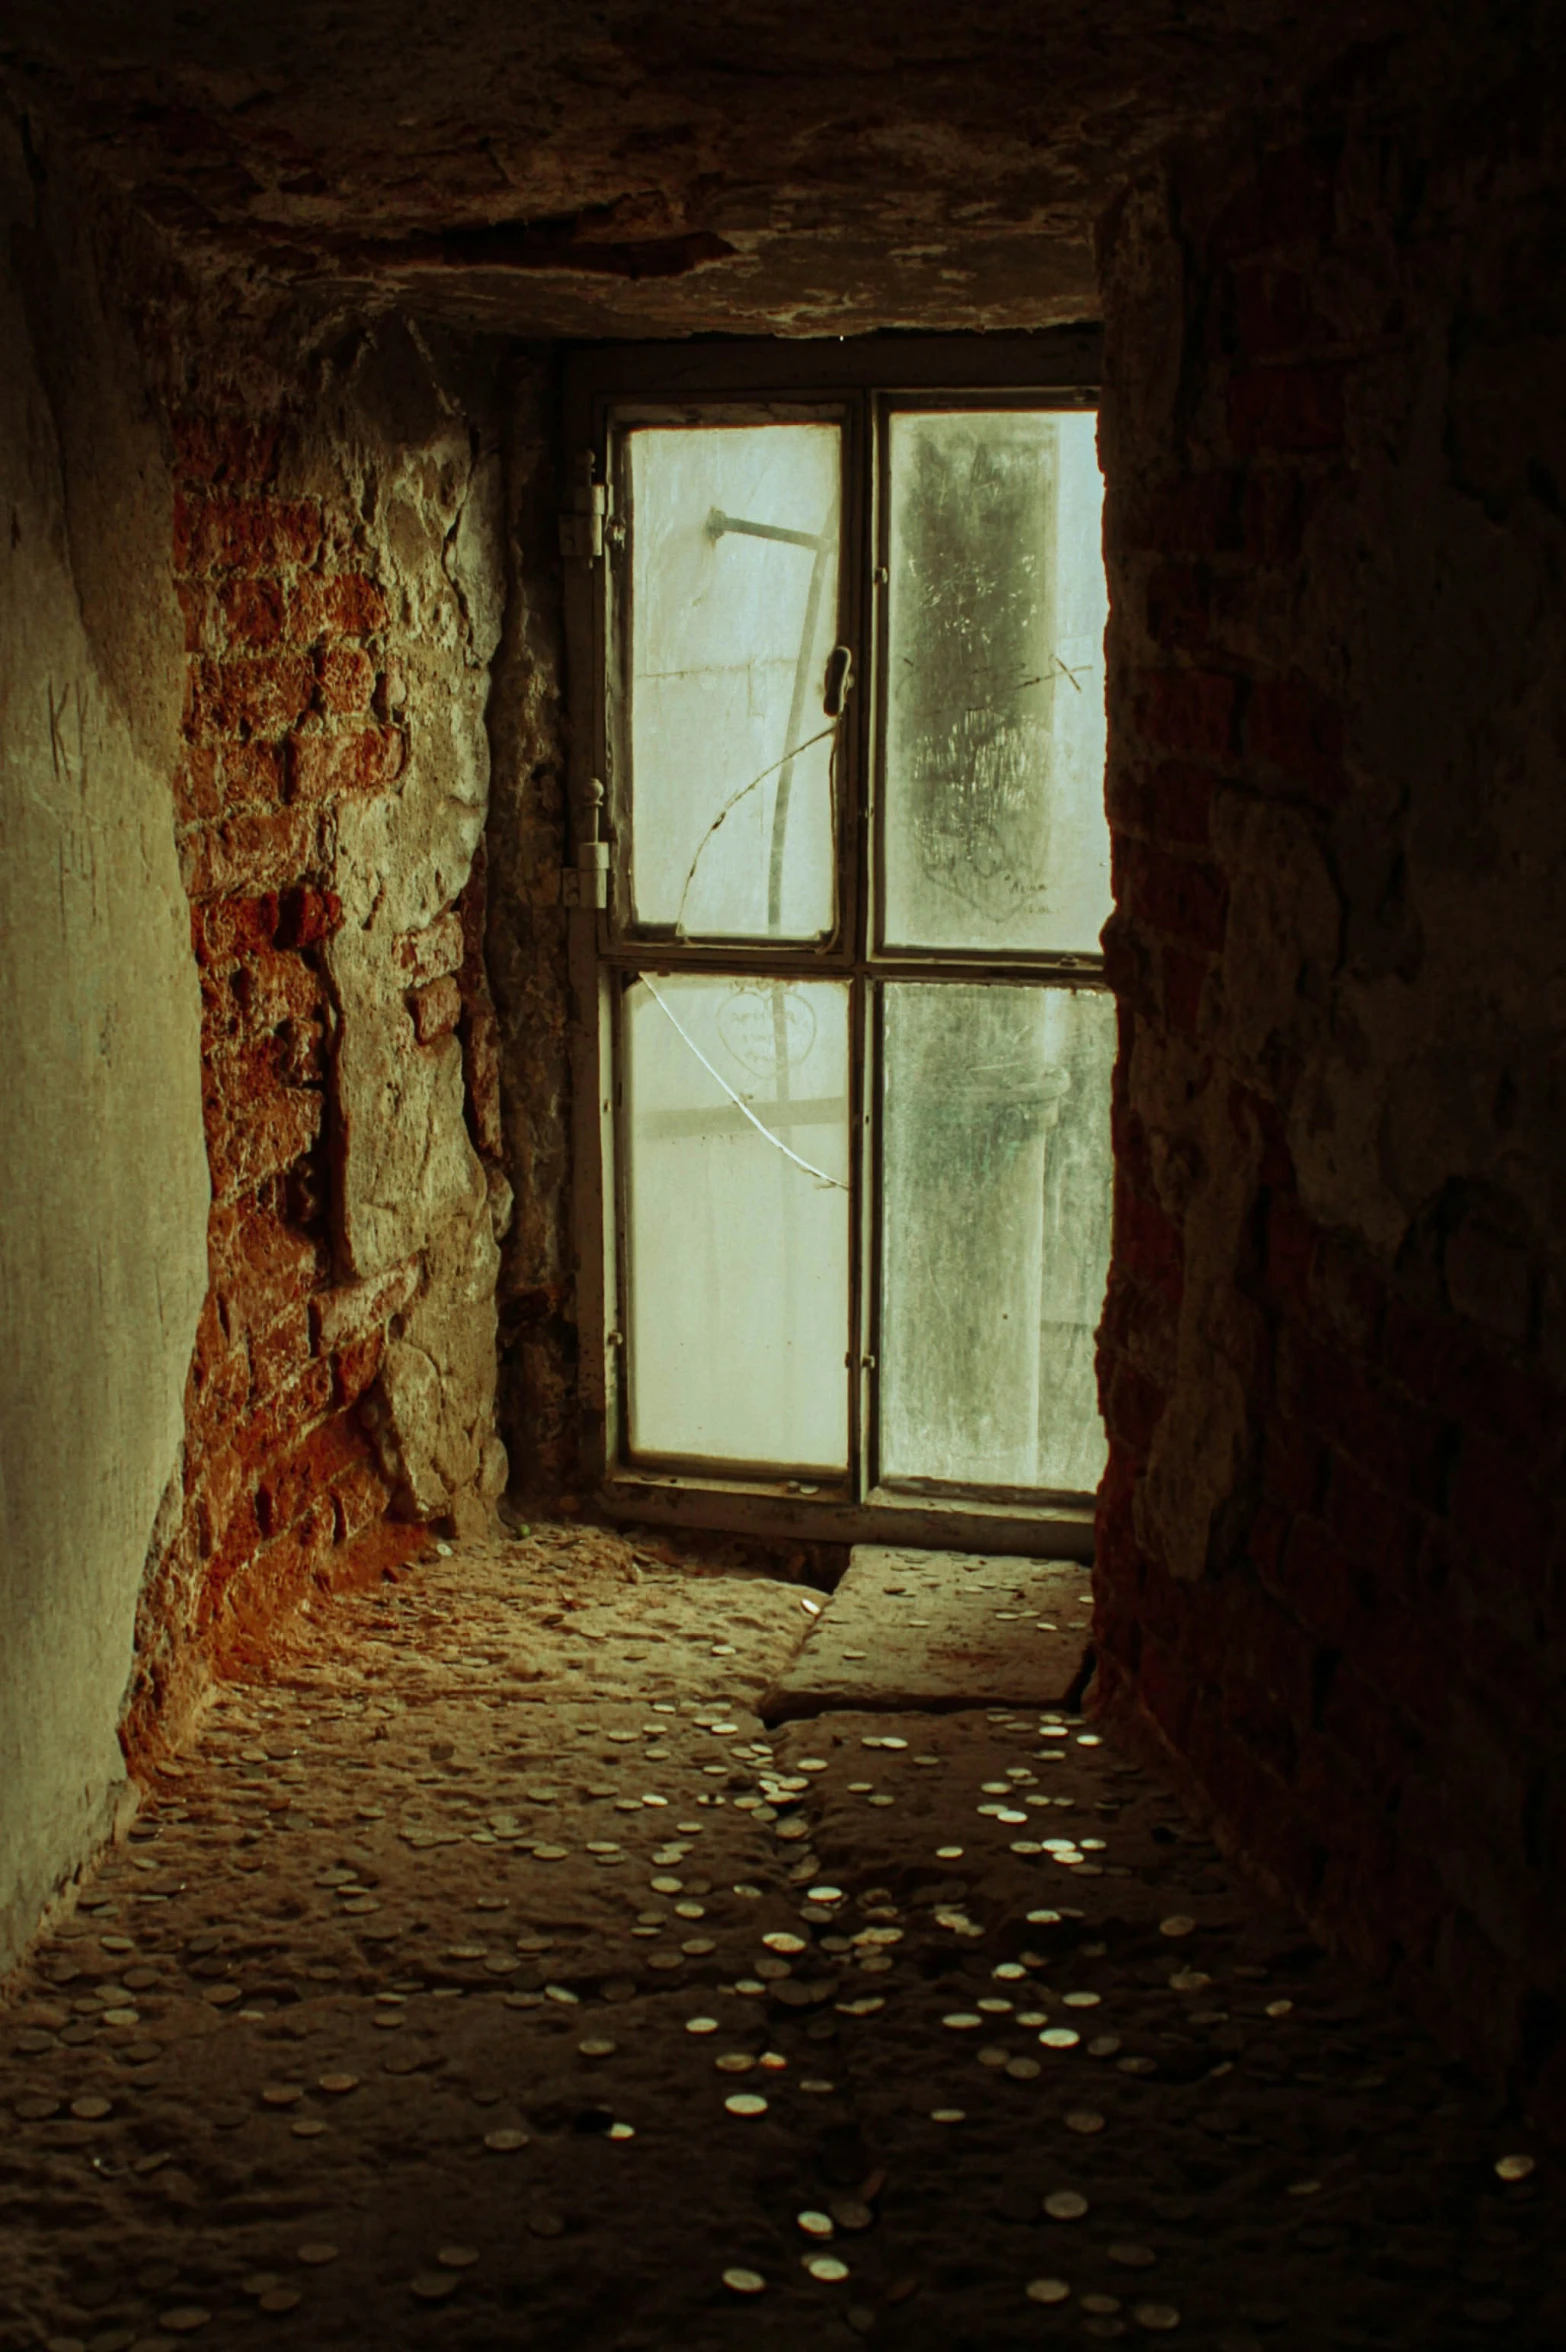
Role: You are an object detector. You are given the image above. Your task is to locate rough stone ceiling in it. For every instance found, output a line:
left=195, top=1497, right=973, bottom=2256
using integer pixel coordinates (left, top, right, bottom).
left=5, top=1, right=1411, bottom=335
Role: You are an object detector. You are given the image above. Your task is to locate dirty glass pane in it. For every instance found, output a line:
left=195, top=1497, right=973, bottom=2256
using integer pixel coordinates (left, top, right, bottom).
left=627, top=424, right=841, bottom=941
left=879, top=981, right=1113, bottom=1494
left=624, top=974, right=850, bottom=1469
left=883, top=409, right=1109, bottom=954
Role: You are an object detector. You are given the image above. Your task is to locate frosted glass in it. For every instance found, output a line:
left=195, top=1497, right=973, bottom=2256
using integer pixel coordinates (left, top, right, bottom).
left=627, top=424, right=841, bottom=940
left=883, top=409, right=1109, bottom=954
left=879, top=982, right=1113, bottom=1494
left=624, top=974, right=850, bottom=1469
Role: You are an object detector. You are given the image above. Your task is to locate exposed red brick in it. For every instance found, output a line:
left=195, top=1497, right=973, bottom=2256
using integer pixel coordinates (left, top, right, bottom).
left=174, top=744, right=220, bottom=825
left=1129, top=668, right=1240, bottom=763
left=1448, top=1429, right=1554, bottom=1569
left=333, top=1458, right=394, bottom=1544
left=275, top=884, right=343, bottom=949
left=317, top=642, right=377, bottom=715
left=1115, top=1183, right=1185, bottom=1309
left=1382, top=1293, right=1559, bottom=1457
left=202, top=1057, right=322, bottom=1198
left=180, top=807, right=322, bottom=900
left=175, top=492, right=324, bottom=576
left=287, top=725, right=404, bottom=804
left=1228, top=365, right=1345, bottom=455
left=1246, top=672, right=1347, bottom=807
left=1279, top=1324, right=1447, bottom=1505
left=334, top=1330, right=385, bottom=1409
left=171, top=414, right=282, bottom=488
left=219, top=739, right=289, bottom=814
left=319, top=573, right=390, bottom=635
left=1121, top=839, right=1229, bottom=953
left=188, top=652, right=316, bottom=739
left=1145, top=562, right=1210, bottom=651
left=410, top=973, right=462, bottom=1043
left=1159, top=944, right=1211, bottom=1037
left=1120, top=471, right=1245, bottom=557
left=247, top=1300, right=311, bottom=1403
left=1105, top=1358, right=1166, bottom=1460
left=1207, top=144, right=1336, bottom=261
left=1229, top=263, right=1317, bottom=358
left=220, top=575, right=287, bottom=648
left=256, top=1412, right=369, bottom=1537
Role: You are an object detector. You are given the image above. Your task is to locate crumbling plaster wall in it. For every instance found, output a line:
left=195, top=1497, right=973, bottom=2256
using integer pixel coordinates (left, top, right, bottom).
left=131, top=311, right=513, bottom=1746
left=0, top=121, right=208, bottom=1972
left=1093, top=12, right=1566, bottom=2123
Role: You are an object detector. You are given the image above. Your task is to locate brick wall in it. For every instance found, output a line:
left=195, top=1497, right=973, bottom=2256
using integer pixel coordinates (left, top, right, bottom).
left=1095, top=23, right=1566, bottom=2127
left=125, top=403, right=435, bottom=1747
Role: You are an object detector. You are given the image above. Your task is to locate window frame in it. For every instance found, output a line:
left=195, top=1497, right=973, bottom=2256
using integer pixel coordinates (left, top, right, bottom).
left=561, top=331, right=1106, bottom=1561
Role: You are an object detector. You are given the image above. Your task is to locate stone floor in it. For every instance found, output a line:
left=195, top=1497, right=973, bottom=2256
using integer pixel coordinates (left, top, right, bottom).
left=0, top=1521, right=1558, bottom=2351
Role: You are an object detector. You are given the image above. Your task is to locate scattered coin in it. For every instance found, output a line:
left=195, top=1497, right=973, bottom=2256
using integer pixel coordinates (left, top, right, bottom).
left=257, top=2289, right=301, bottom=2315
left=437, top=2246, right=480, bottom=2269
left=724, top=2268, right=765, bottom=2295
left=1159, top=1916, right=1195, bottom=1939
left=1131, top=2303, right=1181, bottom=2331
left=798, top=2211, right=835, bottom=2239
left=1495, top=2153, right=1536, bottom=2181
left=1109, top=2243, right=1157, bottom=2268
left=1044, top=2190, right=1089, bottom=2220
left=296, top=2243, right=339, bottom=2266
left=410, top=2273, right=458, bottom=2301
left=1064, top=2109, right=1105, bottom=2135
left=1027, top=2278, right=1072, bottom=2304
left=69, top=2097, right=111, bottom=2121
left=725, top=2093, right=768, bottom=2116
left=805, top=2254, right=850, bottom=2282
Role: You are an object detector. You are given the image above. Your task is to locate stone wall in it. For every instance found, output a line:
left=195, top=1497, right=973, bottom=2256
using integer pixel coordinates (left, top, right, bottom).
left=0, top=122, right=209, bottom=1972
left=129, top=314, right=513, bottom=1749
left=1093, top=14, right=1566, bottom=2123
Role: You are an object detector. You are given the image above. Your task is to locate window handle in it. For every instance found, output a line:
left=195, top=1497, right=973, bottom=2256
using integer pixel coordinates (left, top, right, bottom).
left=822, top=644, right=855, bottom=718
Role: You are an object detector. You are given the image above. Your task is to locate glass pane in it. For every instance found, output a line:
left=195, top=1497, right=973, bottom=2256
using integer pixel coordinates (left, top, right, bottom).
left=879, top=982, right=1113, bottom=1494
left=626, top=424, right=841, bottom=941
left=624, top=974, right=850, bottom=1469
left=883, top=409, right=1109, bottom=954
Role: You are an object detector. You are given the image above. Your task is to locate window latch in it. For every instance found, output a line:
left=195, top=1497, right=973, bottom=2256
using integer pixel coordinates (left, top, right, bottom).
left=822, top=644, right=855, bottom=718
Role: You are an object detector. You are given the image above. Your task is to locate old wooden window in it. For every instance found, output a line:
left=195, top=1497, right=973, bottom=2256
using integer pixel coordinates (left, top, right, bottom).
left=561, top=334, right=1110, bottom=1555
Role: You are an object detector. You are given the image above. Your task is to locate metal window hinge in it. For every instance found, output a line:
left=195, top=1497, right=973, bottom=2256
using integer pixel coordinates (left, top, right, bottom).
left=560, top=775, right=610, bottom=908
left=560, top=855, right=608, bottom=909
left=559, top=451, right=611, bottom=564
